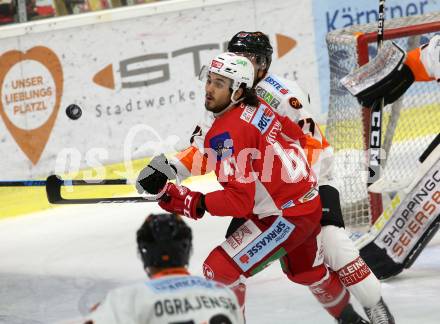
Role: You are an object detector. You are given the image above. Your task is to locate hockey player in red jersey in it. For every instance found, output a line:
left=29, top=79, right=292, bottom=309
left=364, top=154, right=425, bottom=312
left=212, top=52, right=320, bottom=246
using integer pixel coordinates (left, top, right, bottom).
left=222, top=31, right=395, bottom=324
left=84, top=213, right=244, bottom=324
left=137, top=33, right=397, bottom=323
left=138, top=52, right=371, bottom=323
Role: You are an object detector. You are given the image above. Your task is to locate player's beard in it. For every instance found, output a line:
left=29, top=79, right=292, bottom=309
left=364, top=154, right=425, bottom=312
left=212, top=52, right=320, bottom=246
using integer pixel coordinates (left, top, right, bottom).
left=204, top=99, right=231, bottom=114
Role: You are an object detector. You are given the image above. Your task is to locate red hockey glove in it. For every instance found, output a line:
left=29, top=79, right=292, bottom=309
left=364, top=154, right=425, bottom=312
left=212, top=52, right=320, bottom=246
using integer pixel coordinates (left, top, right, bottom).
left=158, top=183, right=205, bottom=220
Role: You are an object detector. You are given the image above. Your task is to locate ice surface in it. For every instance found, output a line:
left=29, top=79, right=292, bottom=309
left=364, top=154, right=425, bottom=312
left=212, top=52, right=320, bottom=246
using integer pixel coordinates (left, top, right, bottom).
left=0, top=179, right=439, bottom=323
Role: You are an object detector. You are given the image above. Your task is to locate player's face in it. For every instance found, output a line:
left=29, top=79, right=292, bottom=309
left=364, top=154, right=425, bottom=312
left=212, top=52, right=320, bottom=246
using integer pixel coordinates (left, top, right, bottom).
left=205, top=72, right=233, bottom=113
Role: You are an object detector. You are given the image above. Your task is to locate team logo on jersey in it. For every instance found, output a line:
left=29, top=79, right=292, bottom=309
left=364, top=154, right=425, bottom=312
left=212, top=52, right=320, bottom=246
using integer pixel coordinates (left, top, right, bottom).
left=221, top=221, right=262, bottom=258
left=251, top=104, right=275, bottom=134
left=239, top=254, right=250, bottom=264
left=232, top=217, right=295, bottom=271
left=240, top=105, right=256, bottom=123
left=337, top=256, right=371, bottom=286
left=281, top=200, right=295, bottom=209
left=298, top=187, right=319, bottom=203
left=203, top=263, right=215, bottom=280
left=209, top=132, right=234, bottom=161
left=289, top=97, right=303, bottom=109
left=264, top=76, right=289, bottom=94
left=266, top=120, right=282, bottom=145
left=255, top=86, right=281, bottom=109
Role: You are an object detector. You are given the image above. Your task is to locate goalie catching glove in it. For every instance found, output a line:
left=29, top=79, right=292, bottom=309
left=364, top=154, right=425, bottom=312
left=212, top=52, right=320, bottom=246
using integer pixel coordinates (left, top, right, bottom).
left=136, top=154, right=177, bottom=195
left=159, top=183, right=205, bottom=220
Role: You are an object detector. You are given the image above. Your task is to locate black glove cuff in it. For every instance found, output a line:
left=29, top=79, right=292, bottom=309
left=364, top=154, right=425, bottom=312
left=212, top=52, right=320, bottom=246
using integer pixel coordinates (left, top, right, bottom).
left=197, top=194, right=207, bottom=215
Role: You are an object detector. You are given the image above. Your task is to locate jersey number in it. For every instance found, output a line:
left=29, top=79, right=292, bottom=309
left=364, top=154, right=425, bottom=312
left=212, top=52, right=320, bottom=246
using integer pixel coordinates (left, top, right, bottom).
left=170, top=313, right=232, bottom=324
left=272, top=141, right=309, bottom=182
left=298, top=118, right=315, bottom=136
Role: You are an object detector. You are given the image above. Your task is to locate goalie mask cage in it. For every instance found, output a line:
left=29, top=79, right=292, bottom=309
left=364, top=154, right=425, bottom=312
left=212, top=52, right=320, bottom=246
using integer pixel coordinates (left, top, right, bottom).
left=326, top=12, right=440, bottom=228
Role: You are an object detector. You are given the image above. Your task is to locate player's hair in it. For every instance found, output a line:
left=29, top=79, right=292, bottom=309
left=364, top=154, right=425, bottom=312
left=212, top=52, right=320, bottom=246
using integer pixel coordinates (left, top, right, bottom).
left=240, top=84, right=260, bottom=107
left=137, top=213, right=192, bottom=269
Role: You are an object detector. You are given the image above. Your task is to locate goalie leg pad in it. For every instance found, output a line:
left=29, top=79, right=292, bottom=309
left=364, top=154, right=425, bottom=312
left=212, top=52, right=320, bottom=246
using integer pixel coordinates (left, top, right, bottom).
left=361, top=151, right=440, bottom=279
left=361, top=214, right=440, bottom=279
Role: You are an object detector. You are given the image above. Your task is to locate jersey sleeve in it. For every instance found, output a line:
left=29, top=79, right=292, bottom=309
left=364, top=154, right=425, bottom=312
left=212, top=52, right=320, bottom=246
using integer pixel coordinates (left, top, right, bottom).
left=169, top=112, right=215, bottom=181
left=169, top=145, right=211, bottom=181
left=274, top=77, right=330, bottom=166
left=205, top=178, right=256, bottom=217
left=85, top=288, right=138, bottom=324
left=405, top=35, right=440, bottom=81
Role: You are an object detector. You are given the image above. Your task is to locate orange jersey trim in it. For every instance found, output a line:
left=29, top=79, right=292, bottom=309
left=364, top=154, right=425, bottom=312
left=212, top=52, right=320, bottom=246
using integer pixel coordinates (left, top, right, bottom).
left=405, top=47, right=435, bottom=82
left=175, top=146, right=209, bottom=176
left=302, top=127, right=330, bottom=166
left=150, top=267, right=190, bottom=279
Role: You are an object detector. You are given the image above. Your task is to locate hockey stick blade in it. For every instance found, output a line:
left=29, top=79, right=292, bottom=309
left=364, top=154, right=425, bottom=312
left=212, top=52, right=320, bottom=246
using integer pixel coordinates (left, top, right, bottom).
left=45, top=175, right=157, bottom=204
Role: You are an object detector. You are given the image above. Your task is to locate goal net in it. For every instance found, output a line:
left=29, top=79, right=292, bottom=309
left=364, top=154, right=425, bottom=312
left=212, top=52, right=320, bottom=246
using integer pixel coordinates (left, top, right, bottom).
left=326, top=12, right=440, bottom=228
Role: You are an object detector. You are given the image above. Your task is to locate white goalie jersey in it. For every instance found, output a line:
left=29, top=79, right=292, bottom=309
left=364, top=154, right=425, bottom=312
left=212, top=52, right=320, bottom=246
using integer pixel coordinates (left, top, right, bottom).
left=407, top=34, right=440, bottom=82
left=418, top=34, right=440, bottom=80
left=85, top=274, right=244, bottom=324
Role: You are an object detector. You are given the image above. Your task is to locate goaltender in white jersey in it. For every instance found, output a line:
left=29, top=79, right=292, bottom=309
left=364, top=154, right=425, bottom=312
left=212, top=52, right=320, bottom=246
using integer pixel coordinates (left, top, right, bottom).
left=84, top=213, right=243, bottom=324
left=408, top=34, right=440, bottom=81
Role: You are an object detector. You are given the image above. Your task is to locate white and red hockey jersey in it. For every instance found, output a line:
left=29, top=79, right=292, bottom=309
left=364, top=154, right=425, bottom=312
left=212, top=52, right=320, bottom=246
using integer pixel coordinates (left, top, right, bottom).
left=253, top=73, right=333, bottom=184
left=85, top=273, right=243, bottom=324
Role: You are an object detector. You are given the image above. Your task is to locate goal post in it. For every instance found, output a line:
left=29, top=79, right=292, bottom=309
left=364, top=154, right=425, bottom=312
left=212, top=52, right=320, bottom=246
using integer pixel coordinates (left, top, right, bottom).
left=326, top=12, right=440, bottom=228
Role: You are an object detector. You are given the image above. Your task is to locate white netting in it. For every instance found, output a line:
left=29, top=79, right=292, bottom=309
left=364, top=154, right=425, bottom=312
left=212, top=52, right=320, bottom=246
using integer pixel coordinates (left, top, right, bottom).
left=326, top=12, right=440, bottom=227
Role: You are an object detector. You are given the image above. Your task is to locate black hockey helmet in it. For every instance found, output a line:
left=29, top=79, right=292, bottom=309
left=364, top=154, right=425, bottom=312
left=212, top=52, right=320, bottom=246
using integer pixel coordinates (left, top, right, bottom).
left=137, top=213, right=192, bottom=269
left=227, top=31, right=273, bottom=70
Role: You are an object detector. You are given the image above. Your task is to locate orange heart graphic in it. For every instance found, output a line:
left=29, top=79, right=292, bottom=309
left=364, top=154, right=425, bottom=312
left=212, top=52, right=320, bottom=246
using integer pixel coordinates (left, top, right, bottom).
left=0, top=46, right=63, bottom=164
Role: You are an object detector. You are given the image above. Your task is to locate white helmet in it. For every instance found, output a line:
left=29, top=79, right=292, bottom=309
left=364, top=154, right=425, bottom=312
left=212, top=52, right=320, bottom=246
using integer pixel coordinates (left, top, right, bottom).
left=208, top=52, right=254, bottom=91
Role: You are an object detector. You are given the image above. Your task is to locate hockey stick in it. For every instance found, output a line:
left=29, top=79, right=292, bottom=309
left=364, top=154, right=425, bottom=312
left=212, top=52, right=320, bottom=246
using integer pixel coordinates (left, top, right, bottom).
left=45, top=175, right=158, bottom=204
left=0, top=178, right=130, bottom=187
left=367, top=0, right=386, bottom=186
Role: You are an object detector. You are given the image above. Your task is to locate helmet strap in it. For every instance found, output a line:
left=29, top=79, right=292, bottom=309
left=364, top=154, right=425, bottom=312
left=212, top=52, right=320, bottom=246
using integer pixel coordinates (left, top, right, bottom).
left=230, top=88, right=240, bottom=104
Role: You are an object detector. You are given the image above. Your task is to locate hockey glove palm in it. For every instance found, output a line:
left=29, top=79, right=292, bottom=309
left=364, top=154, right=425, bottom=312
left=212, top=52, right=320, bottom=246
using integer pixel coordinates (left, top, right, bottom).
left=136, top=154, right=177, bottom=195
left=158, top=183, right=205, bottom=220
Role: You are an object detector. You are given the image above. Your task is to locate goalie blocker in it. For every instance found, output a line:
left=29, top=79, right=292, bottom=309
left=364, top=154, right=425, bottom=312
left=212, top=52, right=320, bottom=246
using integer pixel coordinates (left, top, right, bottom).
left=358, top=134, right=440, bottom=279
left=341, top=41, right=415, bottom=108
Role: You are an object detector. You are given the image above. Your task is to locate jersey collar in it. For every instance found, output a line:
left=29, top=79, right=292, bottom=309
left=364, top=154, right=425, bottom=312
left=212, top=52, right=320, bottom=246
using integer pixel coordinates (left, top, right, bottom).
left=150, top=267, right=190, bottom=279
